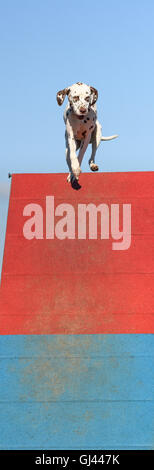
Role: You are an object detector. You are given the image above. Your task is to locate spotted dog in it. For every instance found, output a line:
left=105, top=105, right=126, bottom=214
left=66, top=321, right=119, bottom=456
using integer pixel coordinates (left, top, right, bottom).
left=56, top=82, right=118, bottom=182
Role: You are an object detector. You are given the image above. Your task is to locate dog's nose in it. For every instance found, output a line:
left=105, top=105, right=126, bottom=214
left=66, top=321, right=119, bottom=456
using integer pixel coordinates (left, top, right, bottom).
left=79, top=106, right=86, bottom=113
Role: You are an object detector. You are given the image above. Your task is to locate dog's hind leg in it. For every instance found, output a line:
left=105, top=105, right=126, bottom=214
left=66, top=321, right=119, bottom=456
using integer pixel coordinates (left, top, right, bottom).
left=89, top=121, right=102, bottom=171
left=89, top=139, right=98, bottom=171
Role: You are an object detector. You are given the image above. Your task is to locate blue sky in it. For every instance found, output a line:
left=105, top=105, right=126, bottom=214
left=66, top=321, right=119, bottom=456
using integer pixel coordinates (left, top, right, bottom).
left=0, top=0, right=154, bottom=274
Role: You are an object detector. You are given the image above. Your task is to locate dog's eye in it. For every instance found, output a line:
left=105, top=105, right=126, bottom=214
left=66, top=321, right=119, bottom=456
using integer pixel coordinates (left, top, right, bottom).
left=85, top=96, right=90, bottom=102
left=73, top=96, right=79, bottom=102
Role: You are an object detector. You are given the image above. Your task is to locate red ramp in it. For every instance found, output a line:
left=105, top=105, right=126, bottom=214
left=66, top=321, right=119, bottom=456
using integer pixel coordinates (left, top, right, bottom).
left=0, top=171, right=154, bottom=334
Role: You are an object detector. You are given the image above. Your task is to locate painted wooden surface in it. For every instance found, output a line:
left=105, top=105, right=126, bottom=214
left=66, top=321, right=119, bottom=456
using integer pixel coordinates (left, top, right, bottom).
left=0, top=172, right=154, bottom=449
left=0, top=334, right=154, bottom=449
left=0, top=172, right=154, bottom=334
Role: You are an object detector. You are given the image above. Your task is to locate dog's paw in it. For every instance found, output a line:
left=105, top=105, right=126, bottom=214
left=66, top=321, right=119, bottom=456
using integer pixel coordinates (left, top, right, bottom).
left=89, top=162, right=99, bottom=172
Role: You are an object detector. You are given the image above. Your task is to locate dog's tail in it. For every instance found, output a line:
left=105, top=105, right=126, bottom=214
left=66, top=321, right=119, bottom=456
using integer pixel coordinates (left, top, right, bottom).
left=101, top=134, right=118, bottom=141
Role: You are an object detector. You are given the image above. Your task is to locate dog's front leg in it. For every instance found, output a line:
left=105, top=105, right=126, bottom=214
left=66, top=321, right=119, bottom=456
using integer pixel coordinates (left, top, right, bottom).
left=78, top=133, right=92, bottom=167
left=65, top=121, right=81, bottom=180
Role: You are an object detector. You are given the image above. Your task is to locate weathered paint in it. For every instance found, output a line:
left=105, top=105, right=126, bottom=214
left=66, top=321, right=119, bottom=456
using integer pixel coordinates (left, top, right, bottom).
left=0, top=172, right=154, bottom=449
left=0, top=334, right=154, bottom=449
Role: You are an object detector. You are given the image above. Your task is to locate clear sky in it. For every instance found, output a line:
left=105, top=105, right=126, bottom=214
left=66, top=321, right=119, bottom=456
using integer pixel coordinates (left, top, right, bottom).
left=0, top=0, right=154, bottom=274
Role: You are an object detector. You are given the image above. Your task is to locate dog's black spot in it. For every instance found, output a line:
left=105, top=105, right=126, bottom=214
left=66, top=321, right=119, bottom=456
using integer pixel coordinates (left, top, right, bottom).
left=89, top=125, right=94, bottom=130
left=87, top=117, right=90, bottom=120
left=82, top=131, right=87, bottom=137
left=84, top=120, right=87, bottom=123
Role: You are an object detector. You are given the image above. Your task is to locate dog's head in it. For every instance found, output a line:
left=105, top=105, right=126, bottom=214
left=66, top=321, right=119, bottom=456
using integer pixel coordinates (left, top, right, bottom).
left=56, top=82, right=98, bottom=117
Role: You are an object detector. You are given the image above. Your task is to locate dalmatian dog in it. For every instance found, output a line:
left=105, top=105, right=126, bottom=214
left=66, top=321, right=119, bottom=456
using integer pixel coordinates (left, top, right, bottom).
left=56, top=82, right=118, bottom=182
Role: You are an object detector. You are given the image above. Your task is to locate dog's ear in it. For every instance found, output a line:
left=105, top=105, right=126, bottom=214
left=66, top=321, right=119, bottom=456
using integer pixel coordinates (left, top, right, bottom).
left=90, top=86, right=98, bottom=105
left=56, top=88, right=70, bottom=106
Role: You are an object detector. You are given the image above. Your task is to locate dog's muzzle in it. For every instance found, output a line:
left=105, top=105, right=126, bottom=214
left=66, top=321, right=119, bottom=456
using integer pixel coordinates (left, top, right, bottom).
left=79, top=106, right=87, bottom=114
